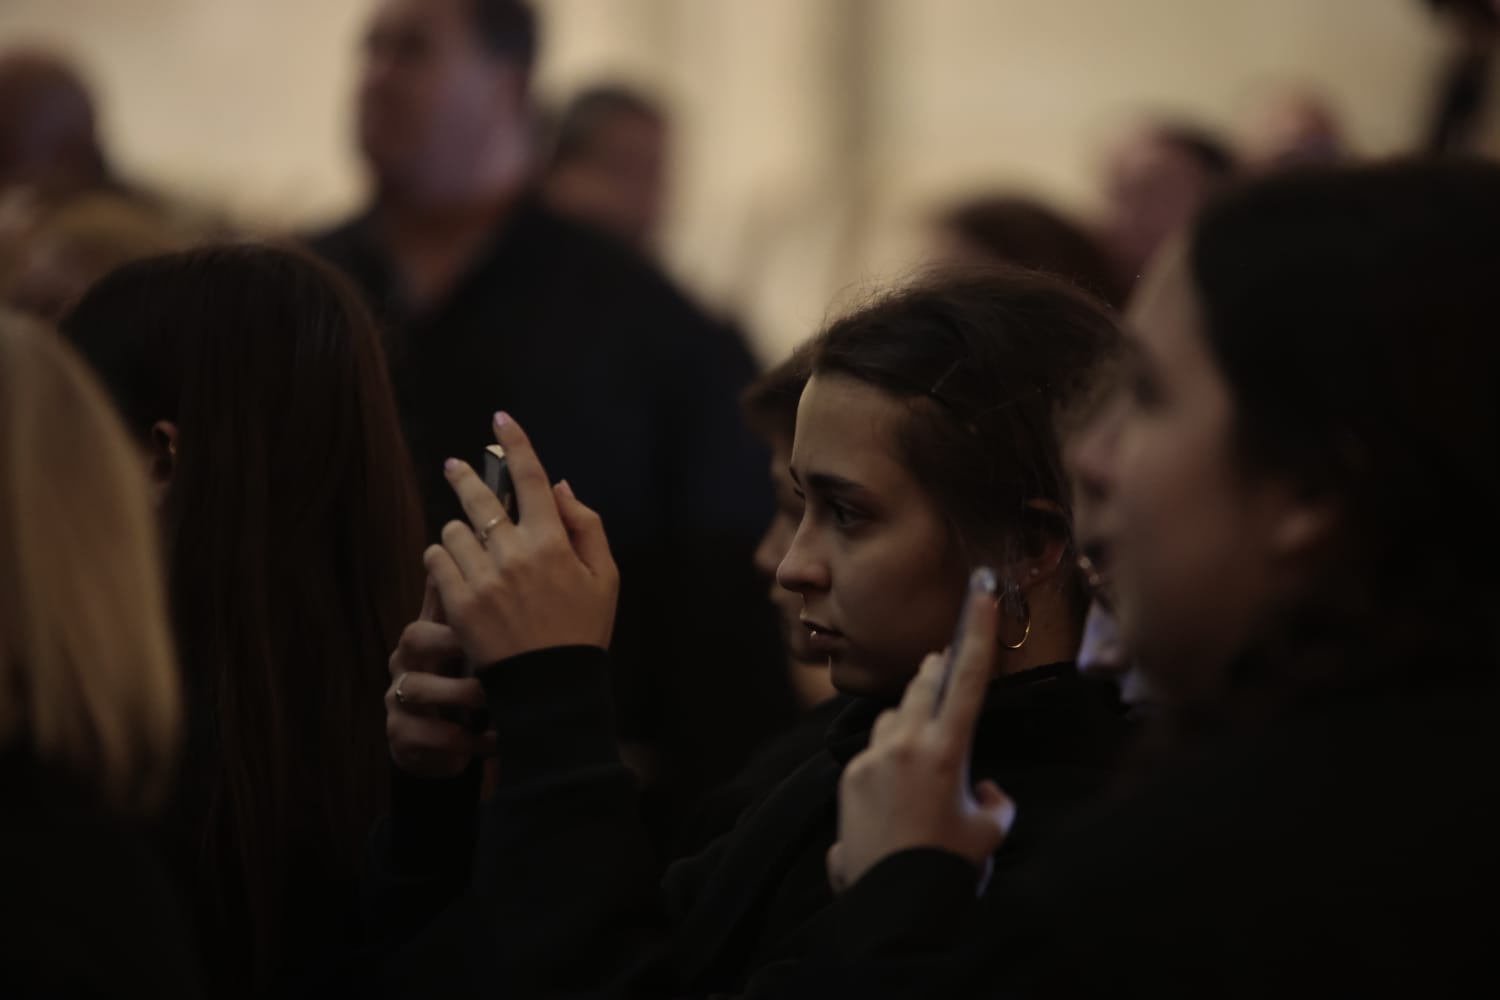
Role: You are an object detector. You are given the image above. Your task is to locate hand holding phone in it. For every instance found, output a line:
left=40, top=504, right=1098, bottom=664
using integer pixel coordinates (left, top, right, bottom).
left=827, top=567, right=1015, bottom=892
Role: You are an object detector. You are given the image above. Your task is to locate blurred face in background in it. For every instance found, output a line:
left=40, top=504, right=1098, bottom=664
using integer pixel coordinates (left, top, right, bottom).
left=752, top=430, right=818, bottom=665
left=548, top=110, right=668, bottom=247
left=358, top=0, right=525, bottom=198
left=1101, top=133, right=1218, bottom=285
left=1071, top=247, right=1322, bottom=704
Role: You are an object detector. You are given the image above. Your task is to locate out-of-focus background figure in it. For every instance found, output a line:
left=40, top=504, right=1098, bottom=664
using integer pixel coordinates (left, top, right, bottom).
left=542, top=84, right=669, bottom=252
left=5, top=0, right=1492, bottom=355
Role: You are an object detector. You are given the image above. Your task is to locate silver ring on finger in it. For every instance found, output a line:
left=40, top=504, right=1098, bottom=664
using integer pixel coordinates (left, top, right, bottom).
left=394, top=671, right=411, bottom=707
left=476, top=515, right=503, bottom=544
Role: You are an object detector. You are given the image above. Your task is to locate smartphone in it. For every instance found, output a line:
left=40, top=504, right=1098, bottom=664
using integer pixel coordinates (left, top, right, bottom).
left=482, top=444, right=519, bottom=522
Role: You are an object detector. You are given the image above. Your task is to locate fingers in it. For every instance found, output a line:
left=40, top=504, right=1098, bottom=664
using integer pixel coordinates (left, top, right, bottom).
left=971, top=779, right=1018, bottom=839
left=896, top=652, right=947, bottom=722
left=443, top=458, right=514, bottom=547
left=396, top=620, right=463, bottom=665
left=423, top=544, right=466, bottom=613
left=553, top=481, right=616, bottom=578
left=419, top=576, right=445, bottom=625
left=440, top=519, right=493, bottom=582
left=936, top=569, right=1001, bottom=744
left=386, top=671, right=488, bottom=712
left=492, top=413, right=567, bottom=543
left=871, top=708, right=901, bottom=744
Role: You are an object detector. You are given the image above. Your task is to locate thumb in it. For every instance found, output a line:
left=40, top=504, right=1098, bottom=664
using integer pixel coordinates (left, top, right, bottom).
left=553, top=481, right=615, bottom=576
left=971, top=779, right=1017, bottom=842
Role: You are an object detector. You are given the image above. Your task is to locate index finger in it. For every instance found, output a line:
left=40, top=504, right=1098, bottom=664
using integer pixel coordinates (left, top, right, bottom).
left=492, top=411, right=567, bottom=543
left=934, top=569, right=1000, bottom=743
left=443, top=458, right=515, bottom=547
left=419, top=576, right=445, bottom=624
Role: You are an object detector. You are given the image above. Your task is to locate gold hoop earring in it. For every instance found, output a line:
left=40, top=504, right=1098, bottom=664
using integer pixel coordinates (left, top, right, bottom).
left=993, top=590, right=1032, bottom=650
left=1001, top=611, right=1032, bottom=650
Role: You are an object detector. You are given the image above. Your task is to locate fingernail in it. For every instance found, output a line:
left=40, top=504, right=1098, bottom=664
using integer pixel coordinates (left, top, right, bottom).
left=444, top=458, right=460, bottom=473
left=494, top=411, right=510, bottom=427
left=558, top=479, right=575, bottom=499
left=970, top=566, right=998, bottom=596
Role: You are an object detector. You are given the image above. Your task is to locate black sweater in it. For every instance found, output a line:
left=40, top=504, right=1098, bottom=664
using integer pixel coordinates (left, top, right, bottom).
left=2, top=752, right=201, bottom=998
left=309, top=200, right=795, bottom=818
left=738, top=671, right=1500, bottom=999
left=361, top=647, right=1129, bottom=997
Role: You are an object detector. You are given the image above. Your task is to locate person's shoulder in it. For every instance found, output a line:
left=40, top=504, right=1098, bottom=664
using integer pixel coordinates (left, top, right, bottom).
left=519, top=200, right=710, bottom=322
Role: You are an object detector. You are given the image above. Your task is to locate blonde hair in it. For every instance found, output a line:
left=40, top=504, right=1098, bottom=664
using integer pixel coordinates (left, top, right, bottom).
left=0, top=310, right=180, bottom=811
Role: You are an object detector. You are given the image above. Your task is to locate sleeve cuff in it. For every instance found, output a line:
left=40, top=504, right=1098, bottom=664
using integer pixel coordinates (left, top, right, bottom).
left=476, top=645, right=621, bottom=783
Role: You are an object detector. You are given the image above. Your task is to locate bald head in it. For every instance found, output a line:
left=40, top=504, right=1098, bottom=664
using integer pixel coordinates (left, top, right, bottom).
left=0, top=50, right=107, bottom=198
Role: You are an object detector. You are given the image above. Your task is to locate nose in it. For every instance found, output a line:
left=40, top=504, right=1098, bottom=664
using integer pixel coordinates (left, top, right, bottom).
left=1068, top=394, right=1125, bottom=507
left=776, top=514, right=830, bottom=596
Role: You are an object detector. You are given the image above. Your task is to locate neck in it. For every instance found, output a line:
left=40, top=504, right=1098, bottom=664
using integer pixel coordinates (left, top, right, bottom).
left=377, top=177, right=522, bottom=243
left=996, top=594, right=1082, bottom=676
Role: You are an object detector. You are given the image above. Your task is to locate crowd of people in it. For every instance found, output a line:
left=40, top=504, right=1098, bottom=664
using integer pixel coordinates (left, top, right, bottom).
left=2, top=0, right=1497, bottom=997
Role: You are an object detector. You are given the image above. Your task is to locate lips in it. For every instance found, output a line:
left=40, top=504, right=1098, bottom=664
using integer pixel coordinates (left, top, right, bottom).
left=800, top=618, right=845, bottom=653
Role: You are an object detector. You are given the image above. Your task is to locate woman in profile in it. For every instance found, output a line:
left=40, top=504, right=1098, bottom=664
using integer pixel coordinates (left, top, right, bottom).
left=0, top=311, right=196, bottom=996
left=63, top=245, right=426, bottom=995
left=826, top=159, right=1500, bottom=997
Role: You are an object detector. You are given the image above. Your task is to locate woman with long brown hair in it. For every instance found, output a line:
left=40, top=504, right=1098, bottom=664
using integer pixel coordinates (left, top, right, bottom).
left=63, top=244, right=425, bottom=994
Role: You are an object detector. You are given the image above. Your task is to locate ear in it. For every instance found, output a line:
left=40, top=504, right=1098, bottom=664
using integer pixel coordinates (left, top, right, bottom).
left=147, top=420, right=178, bottom=508
left=1011, top=498, right=1073, bottom=593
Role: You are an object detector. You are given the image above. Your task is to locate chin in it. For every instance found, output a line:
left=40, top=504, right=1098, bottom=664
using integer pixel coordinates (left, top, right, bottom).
left=829, top=657, right=901, bottom=701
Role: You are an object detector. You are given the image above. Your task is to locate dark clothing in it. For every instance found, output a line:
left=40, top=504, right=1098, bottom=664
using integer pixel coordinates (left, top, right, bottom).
left=361, top=647, right=1130, bottom=997
left=158, top=796, right=366, bottom=999
left=672, top=694, right=851, bottom=859
left=744, top=670, right=1500, bottom=999
left=2, top=752, right=201, bottom=998
left=308, top=198, right=794, bottom=822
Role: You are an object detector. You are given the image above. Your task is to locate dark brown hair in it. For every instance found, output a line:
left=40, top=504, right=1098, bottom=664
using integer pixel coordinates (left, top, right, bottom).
left=939, top=196, right=1125, bottom=308
left=802, top=267, right=1121, bottom=615
left=469, top=0, right=537, bottom=69
left=1189, top=159, right=1500, bottom=696
left=739, top=354, right=807, bottom=447
left=62, top=244, right=424, bottom=988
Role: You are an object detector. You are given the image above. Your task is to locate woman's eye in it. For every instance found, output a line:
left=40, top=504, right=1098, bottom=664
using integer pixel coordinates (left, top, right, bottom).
left=830, top=502, right=863, bottom=529
left=1129, top=372, right=1162, bottom=410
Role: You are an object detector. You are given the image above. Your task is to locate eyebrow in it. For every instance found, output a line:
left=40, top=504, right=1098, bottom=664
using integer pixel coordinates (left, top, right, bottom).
left=790, top=467, right=877, bottom=501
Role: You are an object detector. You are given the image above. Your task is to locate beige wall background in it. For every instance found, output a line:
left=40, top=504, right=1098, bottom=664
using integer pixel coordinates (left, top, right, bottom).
left=0, top=0, right=1459, bottom=357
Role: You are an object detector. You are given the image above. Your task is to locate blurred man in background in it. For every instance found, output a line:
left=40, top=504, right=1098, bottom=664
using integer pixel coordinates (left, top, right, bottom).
left=542, top=84, right=669, bottom=252
left=309, top=0, right=793, bottom=843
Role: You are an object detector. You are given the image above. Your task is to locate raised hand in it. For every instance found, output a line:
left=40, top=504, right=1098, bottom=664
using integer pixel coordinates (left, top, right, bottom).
left=827, top=569, right=1017, bottom=892
left=424, top=411, right=619, bottom=668
left=385, top=579, right=496, bottom=778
